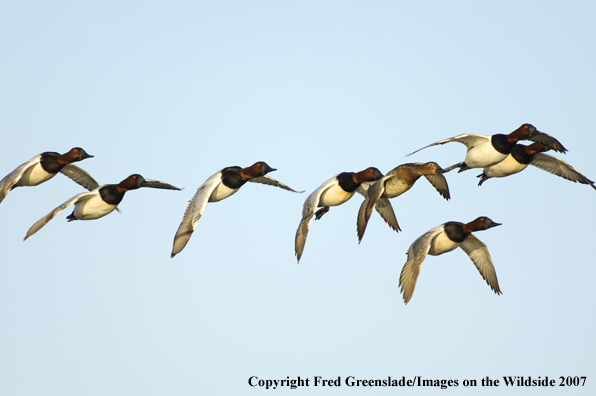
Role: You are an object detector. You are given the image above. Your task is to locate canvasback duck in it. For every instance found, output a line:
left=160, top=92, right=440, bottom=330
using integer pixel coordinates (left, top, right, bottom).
left=408, top=124, right=567, bottom=173
left=356, top=162, right=450, bottom=242
left=0, top=147, right=97, bottom=204
left=24, top=174, right=180, bottom=240
left=294, top=167, right=383, bottom=262
left=171, top=162, right=301, bottom=258
left=399, top=216, right=502, bottom=304
left=478, top=143, right=596, bottom=189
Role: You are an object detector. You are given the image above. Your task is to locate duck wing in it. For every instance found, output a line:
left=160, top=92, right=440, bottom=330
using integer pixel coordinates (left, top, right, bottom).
left=407, top=134, right=491, bottom=156
left=60, top=164, right=101, bottom=191
left=375, top=198, right=399, bottom=232
left=295, top=176, right=338, bottom=262
left=356, top=175, right=400, bottom=242
left=249, top=175, right=303, bottom=193
left=141, top=179, right=181, bottom=190
left=527, top=133, right=567, bottom=154
left=399, top=225, right=445, bottom=304
left=354, top=180, right=377, bottom=197
left=530, top=153, right=595, bottom=190
left=24, top=190, right=99, bottom=240
left=459, top=234, right=501, bottom=295
left=0, top=155, right=41, bottom=204
left=171, top=171, right=223, bottom=258
left=424, top=173, right=451, bottom=200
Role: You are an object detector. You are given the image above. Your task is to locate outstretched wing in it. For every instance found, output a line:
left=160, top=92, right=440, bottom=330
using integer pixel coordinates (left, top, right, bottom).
left=24, top=190, right=98, bottom=240
left=407, top=134, right=490, bottom=156
left=375, top=197, right=399, bottom=232
left=527, top=133, right=567, bottom=154
left=459, top=234, right=501, bottom=295
left=142, top=179, right=181, bottom=190
left=399, top=225, right=445, bottom=304
left=295, top=176, right=338, bottom=262
left=171, top=171, right=223, bottom=258
left=357, top=175, right=400, bottom=242
left=424, top=173, right=451, bottom=200
left=0, top=155, right=41, bottom=204
left=531, top=153, right=596, bottom=190
left=249, top=175, right=303, bottom=193
left=60, top=164, right=100, bottom=191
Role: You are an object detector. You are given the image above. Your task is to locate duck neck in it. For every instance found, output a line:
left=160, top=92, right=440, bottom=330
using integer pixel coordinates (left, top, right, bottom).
left=240, top=165, right=261, bottom=180
left=461, top=221, right=477, bottom=235
left=506, top=126, right=530, bottom=144
left=524, top=142, right=548, bottom=156
left=352, top=169, right=373, bottom=184
left=57, top=152, right=74, bottom=165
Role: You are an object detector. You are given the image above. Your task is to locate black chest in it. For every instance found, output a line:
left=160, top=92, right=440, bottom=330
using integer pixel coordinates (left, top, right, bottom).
left=39, top=152, right=65, bottom=174
left=491, top=134, right=517, bottom=155
left=221, top=167, right=247, bottom=189
left=336, top=173, right=360, bottom=193
left=99, top=185, right=126, bottom=206
left=510, top=145, right=533, bottom=165
left=443, top=222, right=469, bottom=243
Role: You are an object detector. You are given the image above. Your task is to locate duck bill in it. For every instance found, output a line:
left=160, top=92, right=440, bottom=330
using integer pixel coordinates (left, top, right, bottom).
left=82, top=153, right=94, bottom=159
left=141, top=179, right=181, bottom=190
left=264, top=166, right=277, bottom=173
left=489, top=221, right=502, bottom=228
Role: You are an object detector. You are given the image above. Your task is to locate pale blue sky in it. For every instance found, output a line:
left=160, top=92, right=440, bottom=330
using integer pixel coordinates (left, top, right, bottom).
left=1, top=1, right=595, bottom=395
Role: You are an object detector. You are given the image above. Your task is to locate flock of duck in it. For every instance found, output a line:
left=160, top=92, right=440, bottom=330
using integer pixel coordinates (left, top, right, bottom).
left=3, top=124, right=594, bottom=304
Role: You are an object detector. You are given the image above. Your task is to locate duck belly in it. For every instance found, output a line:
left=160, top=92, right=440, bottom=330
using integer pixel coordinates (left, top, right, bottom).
left=15, top=163, right=55, bottom=187
left=209, top=183, right=240, bottom=202
left=428, top=232, right=460, bottom=256
left=319, top=185, right=355, bottom=207
left=465, top=143, right=507, bottom=168
left=73, top=196, right=117, bottom=220
left=484, top=155, right=529, bottom=178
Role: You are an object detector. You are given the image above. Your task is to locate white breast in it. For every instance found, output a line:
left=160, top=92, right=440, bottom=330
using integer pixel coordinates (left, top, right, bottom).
left=208, top=182, right=240, bottom=202
left=465, top=142, right=508, bottom=168
left=73, top=195, right=117, bottom=220
left=485, top=155, right=529, bottom=178
left=318, top=184, right=355, bottom=207
left=428, top=231, right=460, bottom=256
left=15, top=163, right=55, bottom=187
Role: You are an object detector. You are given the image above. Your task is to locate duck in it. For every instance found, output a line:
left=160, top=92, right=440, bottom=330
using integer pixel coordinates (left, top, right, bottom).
left=399, top=216, right=502, bottom=304
left=24, top=174, right=180, bottom=240
left=295, top=167, right=383, bottom=262
left=356, top=162, right=450, bottom=242
left=0, top=147, right=97, bottom=204
left=171, top=162, right=301, bottom=258
left=478, top=142, right=596, bottom=189
left=407, top=124, right=567, bottom=173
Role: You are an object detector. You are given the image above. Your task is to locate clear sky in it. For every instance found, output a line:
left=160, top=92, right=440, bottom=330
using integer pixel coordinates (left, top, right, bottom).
left=1, top=1, right=595, bottom=394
